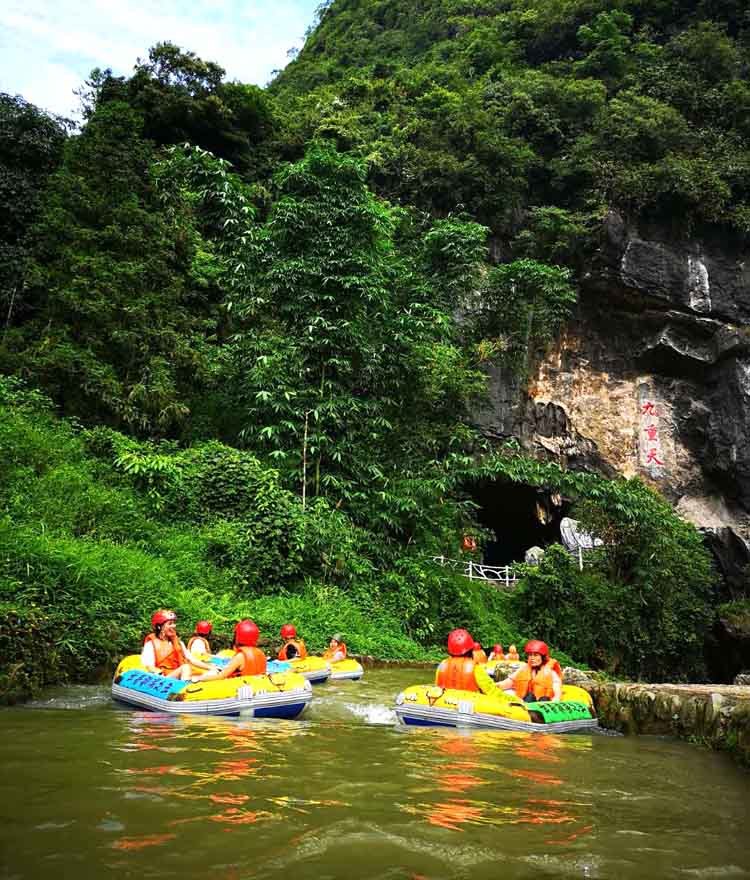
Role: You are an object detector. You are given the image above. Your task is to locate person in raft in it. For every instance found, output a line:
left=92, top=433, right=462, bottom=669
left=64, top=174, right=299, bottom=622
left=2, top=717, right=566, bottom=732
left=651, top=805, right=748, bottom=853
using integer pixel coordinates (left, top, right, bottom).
left=141, top=610, right=213, bottom=680
left=494, top=639, right=562, bottom=703
left=277, top=624, right=308, bottom=661
left=434, top=629, right=496, bottom=694
left=472, top=641, right=488, bottom=664
left=505, top=644, right=520, bottom=662
left=187, top=620, right=213, bottom=656
left=191, top=620, right=267, bottom=682
left=322, top=633, right=347, bottom=663
left=487, top=643, right=505, bottom=662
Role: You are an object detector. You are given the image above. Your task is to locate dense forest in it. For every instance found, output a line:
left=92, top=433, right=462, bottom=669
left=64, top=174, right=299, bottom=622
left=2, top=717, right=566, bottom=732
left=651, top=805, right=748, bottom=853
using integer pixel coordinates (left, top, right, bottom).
left=2, top=0, right=748, bottom=699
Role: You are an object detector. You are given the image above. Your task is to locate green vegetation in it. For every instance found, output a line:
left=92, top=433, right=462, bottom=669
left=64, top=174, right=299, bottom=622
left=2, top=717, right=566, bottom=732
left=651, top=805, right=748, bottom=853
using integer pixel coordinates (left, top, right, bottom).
left=0, top=2, right=734, bottom=698
left=0, top=378, right=523, bottom=701
left=275, top=0, right=750, bottom=241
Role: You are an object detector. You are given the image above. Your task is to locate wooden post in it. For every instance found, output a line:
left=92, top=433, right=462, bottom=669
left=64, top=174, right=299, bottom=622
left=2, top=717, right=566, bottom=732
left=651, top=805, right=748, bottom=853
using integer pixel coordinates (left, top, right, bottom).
left=505, top=566, right=510, bottom=587
left=578, top=546, right=583, bottom=571
left=468, top=561, right=474, bottom=580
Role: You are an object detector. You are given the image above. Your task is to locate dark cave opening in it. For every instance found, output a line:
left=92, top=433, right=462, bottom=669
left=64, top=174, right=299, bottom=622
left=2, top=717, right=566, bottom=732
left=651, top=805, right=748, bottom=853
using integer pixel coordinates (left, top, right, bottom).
left=468, top=480, right=571, bottom=565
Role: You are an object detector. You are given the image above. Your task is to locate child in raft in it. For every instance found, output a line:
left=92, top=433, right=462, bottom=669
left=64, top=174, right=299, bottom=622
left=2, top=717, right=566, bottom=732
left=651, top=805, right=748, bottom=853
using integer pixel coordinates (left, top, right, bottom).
left=141, top=609, right=213, bottom=680
left=277, top=624, right=308, bottom=660
left=472, top=641, right=488, bottom=664
left=322, top=633, right=347, bottom=663
left=187, top=620, right=213, bottom=656
left=190, top=620, right=267, bottom=682
left=487, top=643, right=505, bottom=662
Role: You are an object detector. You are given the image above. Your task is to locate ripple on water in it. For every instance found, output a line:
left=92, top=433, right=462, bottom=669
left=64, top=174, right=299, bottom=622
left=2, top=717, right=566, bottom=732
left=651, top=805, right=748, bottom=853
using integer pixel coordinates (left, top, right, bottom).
left=255, top=817, right=499, bottom=877
left=343, top=702, right=397, bottom=725
left=23, top=684, right=110, bottom=710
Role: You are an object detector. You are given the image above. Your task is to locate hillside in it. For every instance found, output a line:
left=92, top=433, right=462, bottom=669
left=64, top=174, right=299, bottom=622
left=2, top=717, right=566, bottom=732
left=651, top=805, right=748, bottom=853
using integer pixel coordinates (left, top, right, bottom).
left=1, top=1, right=748, bottom=693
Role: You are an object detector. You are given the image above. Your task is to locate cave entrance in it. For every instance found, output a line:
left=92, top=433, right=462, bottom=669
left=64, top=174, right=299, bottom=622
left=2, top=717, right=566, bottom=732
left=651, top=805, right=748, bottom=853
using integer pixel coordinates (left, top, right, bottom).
left=468, top=480, right=570, bottom=565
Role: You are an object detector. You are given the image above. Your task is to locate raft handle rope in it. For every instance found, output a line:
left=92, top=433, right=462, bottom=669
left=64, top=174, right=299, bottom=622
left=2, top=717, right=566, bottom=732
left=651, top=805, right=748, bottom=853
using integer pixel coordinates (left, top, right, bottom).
left=426, top=686, right=445, bottom=707
left=267, top=673, right=286, bottom=692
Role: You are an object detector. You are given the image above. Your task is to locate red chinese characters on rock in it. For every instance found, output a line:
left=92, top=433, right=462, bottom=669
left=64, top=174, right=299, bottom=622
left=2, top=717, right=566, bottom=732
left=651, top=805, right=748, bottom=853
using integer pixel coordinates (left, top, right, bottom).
left=646, top=448, right=663, bottom=465
left=639, top=398, right=665, bottom=471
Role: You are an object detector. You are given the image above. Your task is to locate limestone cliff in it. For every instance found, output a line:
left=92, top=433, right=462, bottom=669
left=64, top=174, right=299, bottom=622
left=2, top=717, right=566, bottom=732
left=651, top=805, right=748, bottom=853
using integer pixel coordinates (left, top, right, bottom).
left=477, top=211, right=750, bottom=592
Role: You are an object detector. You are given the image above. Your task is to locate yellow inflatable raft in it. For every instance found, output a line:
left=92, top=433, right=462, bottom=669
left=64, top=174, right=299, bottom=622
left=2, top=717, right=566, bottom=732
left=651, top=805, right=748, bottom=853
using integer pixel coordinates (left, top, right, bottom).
left=285, top=655, right=332, bottom=684
left=395, top=683, right=598, bottom=733
left=111, top=655, right=312, bottom=718
left=327, top=658, right=364, bottom=681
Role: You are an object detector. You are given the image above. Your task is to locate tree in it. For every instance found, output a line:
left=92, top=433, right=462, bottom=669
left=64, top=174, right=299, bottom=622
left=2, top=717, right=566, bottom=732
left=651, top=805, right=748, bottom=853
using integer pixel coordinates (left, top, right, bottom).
left=0, top=94, right=68, bottom=332
left=3, top=101, right=221, bottom=434
left=472, top=259, right=576, bottom=373
left=176, top=141, right=487, bottom=540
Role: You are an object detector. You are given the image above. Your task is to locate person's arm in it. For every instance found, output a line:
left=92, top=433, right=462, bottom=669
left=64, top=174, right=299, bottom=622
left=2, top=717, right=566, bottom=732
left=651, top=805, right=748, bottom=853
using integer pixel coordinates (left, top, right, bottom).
left=550, top=669, right=563, bottom=702
left=474, top=663, right=506, bottom=696
left=182, top=641, right=212, bottom=670
left=192, top=653, right=243, bottom=683
left=495, top=667, right=521, bottom=692
left=140, top=641, right=158, bottom=673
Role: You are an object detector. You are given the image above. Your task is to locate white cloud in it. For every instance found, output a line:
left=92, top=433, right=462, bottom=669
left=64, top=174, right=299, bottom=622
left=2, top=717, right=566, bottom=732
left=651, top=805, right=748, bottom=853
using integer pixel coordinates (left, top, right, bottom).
left=0, top=0, right=319, bottom=116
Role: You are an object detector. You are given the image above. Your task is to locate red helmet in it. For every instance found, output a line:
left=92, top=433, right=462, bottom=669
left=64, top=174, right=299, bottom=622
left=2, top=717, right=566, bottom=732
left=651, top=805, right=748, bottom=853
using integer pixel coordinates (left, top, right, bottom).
left=447, top=629, right=474, bottom=657
left=473, top=641, right=482, bottom=651
left=151, top=609, right=177, bottom=627
left=524, top=639, right=549, bottom=659
left=195, top=620, right=212, bottom=636
left=493, top=644, right=503, bottom=655
left=234, top=619, right=260, bottom=647
left=280, top=624, right=297, bottom=640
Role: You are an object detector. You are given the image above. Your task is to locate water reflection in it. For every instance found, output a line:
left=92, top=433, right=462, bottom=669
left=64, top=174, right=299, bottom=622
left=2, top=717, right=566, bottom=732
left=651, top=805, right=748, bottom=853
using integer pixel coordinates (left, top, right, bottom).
left=396, top=728, right=594, bottom=842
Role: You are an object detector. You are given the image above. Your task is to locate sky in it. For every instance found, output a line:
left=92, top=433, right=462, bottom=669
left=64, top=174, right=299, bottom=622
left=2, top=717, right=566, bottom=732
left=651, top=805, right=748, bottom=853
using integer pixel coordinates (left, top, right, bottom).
left=0, top=0, right=321, bottom=118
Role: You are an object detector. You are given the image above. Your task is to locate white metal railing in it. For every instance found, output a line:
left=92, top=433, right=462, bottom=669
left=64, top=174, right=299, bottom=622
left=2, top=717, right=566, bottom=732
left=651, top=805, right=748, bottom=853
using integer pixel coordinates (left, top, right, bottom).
left=432, top=545, right=604, bottom=584
left=431, top=556, right=521, bottom=587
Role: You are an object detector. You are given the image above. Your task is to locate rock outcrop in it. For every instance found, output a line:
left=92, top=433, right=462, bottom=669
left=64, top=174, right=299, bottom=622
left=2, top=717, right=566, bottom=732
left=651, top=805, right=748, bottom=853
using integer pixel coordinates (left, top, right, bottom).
left=476, top=211, right=750, bottom=585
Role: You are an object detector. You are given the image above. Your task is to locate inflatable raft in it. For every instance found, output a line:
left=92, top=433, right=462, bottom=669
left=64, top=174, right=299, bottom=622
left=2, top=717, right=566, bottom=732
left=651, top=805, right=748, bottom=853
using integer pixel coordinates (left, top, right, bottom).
left=286, top=656, right=332, bottom=684
left=112, top=656, right=312, bottom=718
left=327, top=658, right=364, bottom=681
left=395, top=684, right=598, bottom=733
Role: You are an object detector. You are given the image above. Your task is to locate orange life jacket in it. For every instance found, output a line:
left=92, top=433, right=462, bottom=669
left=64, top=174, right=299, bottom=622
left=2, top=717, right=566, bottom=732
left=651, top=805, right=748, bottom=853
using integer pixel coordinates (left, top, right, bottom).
left=323, top=643, right=347, bottom=661
left=187, top=635, right=210, bottom=655
left=489, top=650, right=505, bottom=661
left=472, top=648, right=488, bottom=664
left=435, top=657, right=479, bottom=692
left=234, top=646, right=267, bottom=677
left=512, top=662, right=558, bottom=701
left=278, top=639, right=308, bottom=661
left=550, top=657, right=563, bottom=678
left=506, top=649, right=520, bottom=661
left=144, top=633, right=184, bottom=671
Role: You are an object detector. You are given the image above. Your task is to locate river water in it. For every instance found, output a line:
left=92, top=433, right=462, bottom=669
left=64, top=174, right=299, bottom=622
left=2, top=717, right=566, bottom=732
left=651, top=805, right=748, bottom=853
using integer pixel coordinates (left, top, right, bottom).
left=1, top=668, right=748, bottom=880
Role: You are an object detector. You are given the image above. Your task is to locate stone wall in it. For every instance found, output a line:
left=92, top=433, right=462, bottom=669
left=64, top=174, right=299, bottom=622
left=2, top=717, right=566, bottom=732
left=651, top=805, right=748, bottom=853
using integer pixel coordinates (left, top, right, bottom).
left=588, top=681, right=750, bottom=767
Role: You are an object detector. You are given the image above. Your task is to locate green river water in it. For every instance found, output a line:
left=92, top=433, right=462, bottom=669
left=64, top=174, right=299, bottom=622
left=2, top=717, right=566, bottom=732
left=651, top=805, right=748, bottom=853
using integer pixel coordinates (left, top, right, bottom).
left=1, top=668, right=748, bottom=880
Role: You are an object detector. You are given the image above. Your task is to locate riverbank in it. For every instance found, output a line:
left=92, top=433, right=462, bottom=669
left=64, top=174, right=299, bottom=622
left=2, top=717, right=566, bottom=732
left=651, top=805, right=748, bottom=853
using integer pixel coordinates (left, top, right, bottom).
left=587, top=681, right=750, bottom=767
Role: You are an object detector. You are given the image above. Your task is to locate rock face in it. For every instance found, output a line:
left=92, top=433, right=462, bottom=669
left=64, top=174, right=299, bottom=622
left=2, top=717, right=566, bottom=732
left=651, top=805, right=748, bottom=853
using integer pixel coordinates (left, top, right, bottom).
left=476, top=211, right=750, bottom=581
